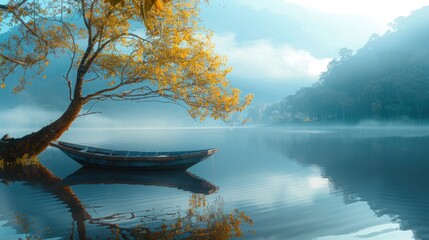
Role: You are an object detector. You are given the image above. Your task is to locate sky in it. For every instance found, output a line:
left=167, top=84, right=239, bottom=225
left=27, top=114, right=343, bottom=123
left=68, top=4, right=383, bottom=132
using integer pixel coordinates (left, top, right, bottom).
left=203, top=0, right=429, bottom=103
left=3, top=0, right=429, bottom=129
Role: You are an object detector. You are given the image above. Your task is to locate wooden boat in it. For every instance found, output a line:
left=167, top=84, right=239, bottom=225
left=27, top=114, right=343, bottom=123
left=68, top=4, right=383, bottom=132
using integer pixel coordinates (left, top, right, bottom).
left=60, top=168, right=218, bottom=194
left=50, top=141, right=218, bottom=170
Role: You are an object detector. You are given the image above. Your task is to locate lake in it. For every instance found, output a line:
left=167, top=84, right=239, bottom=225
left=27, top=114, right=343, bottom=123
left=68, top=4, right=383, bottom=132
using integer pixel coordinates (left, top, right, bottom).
left=1, top=127, right=429, bottom=239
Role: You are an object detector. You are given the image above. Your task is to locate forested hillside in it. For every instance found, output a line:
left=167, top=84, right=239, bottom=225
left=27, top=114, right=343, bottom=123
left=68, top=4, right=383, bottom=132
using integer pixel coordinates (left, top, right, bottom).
left=253, top=6, right=429, bottom=124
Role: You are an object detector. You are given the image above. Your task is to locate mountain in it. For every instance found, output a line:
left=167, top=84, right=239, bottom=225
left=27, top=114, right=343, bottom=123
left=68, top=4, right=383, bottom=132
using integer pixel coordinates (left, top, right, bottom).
left=256, top=6, right=429, bottom=124
left=0, top=23, right=216, bottom=129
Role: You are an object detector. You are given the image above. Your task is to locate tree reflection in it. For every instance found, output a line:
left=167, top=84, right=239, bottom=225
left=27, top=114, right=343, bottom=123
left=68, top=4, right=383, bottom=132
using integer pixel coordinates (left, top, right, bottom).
left=268, top=134, right=429, bottom=239
left=0, top=160, right=254, bottom=239
left=89, top=194, right=254, bottom=239
left=1, top=160, right=91, bottom=239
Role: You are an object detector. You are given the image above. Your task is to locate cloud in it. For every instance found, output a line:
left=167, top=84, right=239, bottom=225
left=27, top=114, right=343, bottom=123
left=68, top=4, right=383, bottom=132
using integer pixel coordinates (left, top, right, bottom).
left=224, top=168, right=331, bottom=207
left=0, top=106, right=62, bottom=130
left=213, top=32, right=330, bottom=83
left=284, top=0, right=429, bottom=21
left=316, top=223, right=414, bottom=240
left=237, top=0, right=429, bottom=25
left=234, top=0, right=290, bottom=15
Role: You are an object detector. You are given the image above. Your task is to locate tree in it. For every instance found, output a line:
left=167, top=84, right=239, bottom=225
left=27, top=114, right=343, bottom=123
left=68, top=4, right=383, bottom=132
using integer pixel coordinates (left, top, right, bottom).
left=338, top=48, right=353, bottom=61
left=0, top=0, right=253, bottom=161
left=0, top=160, right=254, bottom=239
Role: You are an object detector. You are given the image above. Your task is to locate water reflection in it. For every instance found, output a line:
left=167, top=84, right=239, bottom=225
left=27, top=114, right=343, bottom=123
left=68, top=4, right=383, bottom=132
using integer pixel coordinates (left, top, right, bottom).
left=62, top=168, right=219, bottom=195
left=86, top=194, right=254, bottom=239
left=0, top=161, right=89, bottom=239
left=269, top=133, right=429, bottom=239
left=0, top=161, right=252, bottom=239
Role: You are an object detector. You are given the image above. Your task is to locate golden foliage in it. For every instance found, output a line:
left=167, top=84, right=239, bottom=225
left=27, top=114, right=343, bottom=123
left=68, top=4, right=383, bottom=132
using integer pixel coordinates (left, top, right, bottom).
left=0, top=0, right=253, bottom=122
left=106, top=0, right=171, bottom=11
left=128, top=194, right=254, bottom=239
left=9, top=193, right=254, bottom=239
left=0, top=155, right=39, bottom=171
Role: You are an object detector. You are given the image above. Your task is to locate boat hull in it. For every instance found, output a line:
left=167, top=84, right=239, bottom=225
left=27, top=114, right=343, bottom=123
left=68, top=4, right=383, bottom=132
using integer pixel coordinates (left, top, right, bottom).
left=50, top=141, right=218, bottom=170
left=63, top=151, right=212, bottom=170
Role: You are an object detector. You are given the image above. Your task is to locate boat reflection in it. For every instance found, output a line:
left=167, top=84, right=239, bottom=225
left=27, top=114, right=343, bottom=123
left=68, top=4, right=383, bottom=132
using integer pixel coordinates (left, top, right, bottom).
left=0, top=160, right=253, bottom=239
left=269, top=134, right=429, bottom=239
left=61, top=167, right=219, bottom=195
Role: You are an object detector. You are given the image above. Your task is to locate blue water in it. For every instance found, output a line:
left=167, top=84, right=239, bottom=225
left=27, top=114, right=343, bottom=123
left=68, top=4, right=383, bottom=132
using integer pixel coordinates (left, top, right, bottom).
left=2, top=127, right=429, bottom=239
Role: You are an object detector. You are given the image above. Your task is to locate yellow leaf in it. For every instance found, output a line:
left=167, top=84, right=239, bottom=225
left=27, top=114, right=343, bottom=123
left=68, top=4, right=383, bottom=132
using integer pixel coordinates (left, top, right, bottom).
left=42, top=75, right=47, bottom=79
left=154, top=0, right=164, bottom=11
left=106, top=0, right=122, bottom=6
left=0, top=83, right=5, bottom=89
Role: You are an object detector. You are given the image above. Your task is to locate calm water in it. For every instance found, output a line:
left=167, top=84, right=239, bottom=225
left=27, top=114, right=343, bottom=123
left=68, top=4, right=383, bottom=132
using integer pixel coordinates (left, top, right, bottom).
left=2, top=127, right=429, bottom=239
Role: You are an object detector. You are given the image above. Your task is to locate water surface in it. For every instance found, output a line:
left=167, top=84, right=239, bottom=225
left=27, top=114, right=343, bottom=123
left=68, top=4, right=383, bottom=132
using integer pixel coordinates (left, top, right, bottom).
left=2, top=127, right=429, bottom=239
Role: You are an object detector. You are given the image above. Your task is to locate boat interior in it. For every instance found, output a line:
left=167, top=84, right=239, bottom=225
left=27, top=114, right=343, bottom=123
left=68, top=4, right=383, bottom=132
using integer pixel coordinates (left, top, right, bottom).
left=57, top=141, right=202, bottom=157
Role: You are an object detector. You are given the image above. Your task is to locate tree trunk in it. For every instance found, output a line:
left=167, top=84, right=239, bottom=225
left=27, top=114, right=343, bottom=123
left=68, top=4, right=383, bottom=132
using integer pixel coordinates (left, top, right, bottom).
left=0, top=161, right=90, bottom=238
left=0, top=99, right=84, bottom=161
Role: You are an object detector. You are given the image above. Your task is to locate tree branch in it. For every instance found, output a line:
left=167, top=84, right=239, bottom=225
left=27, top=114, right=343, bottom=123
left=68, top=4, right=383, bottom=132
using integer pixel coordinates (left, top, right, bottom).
left=10, top=11, right=48, bottom=45
left=0, top=53, right=42, bottom=66
left=78, top=111, right=102, bottom=117
left=83, top=82, right=127, bottom=102
left=53, top=20, right=78, bottom=102
left=0, top=0, right=28, bottom=11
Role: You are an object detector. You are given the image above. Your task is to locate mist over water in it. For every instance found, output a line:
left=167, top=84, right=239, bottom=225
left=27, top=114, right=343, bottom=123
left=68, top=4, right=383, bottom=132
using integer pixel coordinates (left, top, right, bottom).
left=0, top=104, right=229, bottom=135
left=3, top=1, right=429, bottom=239
left=3, top=127, right=429, bottom=239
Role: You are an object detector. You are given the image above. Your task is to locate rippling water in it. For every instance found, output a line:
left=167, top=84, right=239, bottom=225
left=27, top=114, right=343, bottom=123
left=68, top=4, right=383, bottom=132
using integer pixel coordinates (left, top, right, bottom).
left=2, top=127, right=429, bottom=239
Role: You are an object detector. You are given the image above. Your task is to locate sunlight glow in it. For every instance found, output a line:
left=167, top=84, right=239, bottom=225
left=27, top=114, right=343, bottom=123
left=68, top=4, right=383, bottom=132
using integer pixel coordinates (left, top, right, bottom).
left=316, top=223, right=414, bottom=240
left=282, top=0, right=429, bottom=23
left=308, top=176, right=329, bottom=189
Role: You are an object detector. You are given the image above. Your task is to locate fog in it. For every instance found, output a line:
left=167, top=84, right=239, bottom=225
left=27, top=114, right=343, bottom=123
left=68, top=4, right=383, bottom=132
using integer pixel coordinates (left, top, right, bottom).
left=2, top=1, right=429, bottom=130
left=0, top=105, right=226, bottom=135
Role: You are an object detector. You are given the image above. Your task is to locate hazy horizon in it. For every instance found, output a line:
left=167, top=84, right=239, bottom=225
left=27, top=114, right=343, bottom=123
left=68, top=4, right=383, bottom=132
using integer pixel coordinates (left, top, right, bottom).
left=2, top=0, right=429, bottom=129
